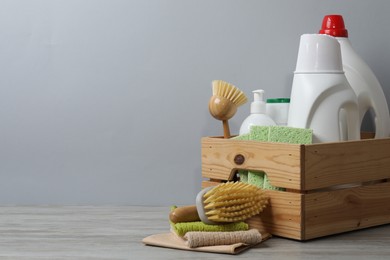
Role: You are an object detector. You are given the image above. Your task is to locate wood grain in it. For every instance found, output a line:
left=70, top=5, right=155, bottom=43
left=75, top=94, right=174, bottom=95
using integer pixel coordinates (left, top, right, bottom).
left=304, top=138, right=390, bottom=190
left=202, top=137, right=303, bottom=190
left=304, top=181, right=390, bottom=240
left=246, top=190, right=304, bottom=240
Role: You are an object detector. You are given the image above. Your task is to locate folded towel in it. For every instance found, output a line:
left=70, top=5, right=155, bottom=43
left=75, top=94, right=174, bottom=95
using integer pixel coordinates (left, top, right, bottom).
left=172, top=221, right=249, bottom=237
left=142, top=231, right=271, bottom=255
left=184, top=229, right=262, bottom=248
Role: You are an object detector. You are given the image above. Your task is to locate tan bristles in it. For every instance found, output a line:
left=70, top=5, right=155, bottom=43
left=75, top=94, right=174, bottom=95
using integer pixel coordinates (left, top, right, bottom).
left=202, top=182, right=268, bottom=223
left=212, top=80, right=247, bottom=106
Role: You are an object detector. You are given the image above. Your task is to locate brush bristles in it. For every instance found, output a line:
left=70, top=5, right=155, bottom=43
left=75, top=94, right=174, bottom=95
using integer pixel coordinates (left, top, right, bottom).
left=212, top=80, right=247, bottom=106
left=203, top=182, right=268, bottom=223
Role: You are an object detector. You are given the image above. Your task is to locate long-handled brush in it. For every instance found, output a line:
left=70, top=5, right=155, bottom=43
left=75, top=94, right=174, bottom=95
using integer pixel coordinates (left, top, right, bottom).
left=169, top=182, right=268, bottom=225
left=208, top=80, right=247, bottom=138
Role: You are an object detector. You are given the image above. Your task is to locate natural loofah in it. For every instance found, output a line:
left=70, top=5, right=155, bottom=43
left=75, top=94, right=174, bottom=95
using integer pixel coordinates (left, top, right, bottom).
left=249, top=126, right=270, bottom=141
left=238, top=170, right=248, bottom=183
left=248, top=171, right=265, bottom=188
left=184, top=229, right=262, bottom=248
left=268, top=125, right=312, bottom=144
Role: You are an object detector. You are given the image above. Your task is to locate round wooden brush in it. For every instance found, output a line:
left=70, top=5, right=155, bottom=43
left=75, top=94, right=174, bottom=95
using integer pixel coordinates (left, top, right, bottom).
left=209, top=80, right=247, bottom=138
left=170, top=182, right=268, bottom=225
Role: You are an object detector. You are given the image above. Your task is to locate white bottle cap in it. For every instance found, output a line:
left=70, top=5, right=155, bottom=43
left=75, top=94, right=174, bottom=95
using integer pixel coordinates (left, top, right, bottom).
left=251, top=89, right=266, bottom=114
left=295, top=34, right=344, bottom=74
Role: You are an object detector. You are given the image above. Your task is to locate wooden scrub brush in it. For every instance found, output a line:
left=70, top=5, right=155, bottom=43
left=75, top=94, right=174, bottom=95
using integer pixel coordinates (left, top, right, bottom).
left=209, top=80, right=247, bottom=138
left=170, top=182, right=268, bottom=225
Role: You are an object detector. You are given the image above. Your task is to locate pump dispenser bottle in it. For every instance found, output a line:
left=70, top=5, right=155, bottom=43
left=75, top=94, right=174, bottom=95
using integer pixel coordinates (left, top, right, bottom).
left=239, top=89, right=276, bottom=135
left=319, top=14, right=390, bottom=138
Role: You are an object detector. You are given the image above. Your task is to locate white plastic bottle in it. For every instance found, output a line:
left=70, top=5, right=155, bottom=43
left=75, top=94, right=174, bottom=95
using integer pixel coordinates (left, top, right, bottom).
left=319, top=14, right=390, bottom=138
left=266, top=98, right=290, bottom=126
left=239, top=89, right=276, bottom=135
left=287, top=34, right=360, bottom=143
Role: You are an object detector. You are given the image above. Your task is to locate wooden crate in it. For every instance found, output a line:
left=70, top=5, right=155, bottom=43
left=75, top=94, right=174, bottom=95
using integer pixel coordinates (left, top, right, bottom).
left=201, top=136, right=390, bottom=240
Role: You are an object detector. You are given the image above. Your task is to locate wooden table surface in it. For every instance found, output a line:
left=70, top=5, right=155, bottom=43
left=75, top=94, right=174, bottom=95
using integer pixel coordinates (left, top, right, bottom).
left=0, top=206, right=389, bottom=259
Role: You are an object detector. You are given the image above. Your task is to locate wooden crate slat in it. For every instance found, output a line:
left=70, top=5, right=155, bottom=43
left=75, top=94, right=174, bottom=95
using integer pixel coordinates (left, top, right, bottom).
left=304, top=138, right=390, bottom=190
left=202, top=137, right=303, bottom=190
left=246, top=190, right=303, bottom=240
left=304, top=181, right=390, bottom=240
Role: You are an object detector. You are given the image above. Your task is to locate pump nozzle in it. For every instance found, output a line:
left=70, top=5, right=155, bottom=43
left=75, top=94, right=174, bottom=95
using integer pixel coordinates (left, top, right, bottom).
left=251, top=89, right=266, bottom=114
left=253, top=89, right=264, bottom=101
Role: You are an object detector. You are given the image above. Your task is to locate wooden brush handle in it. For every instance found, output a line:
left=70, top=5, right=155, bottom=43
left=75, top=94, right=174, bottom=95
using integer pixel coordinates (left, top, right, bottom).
left=223, top=120, right=230, bottom=138
left=169, top=205, right=200, bottom=223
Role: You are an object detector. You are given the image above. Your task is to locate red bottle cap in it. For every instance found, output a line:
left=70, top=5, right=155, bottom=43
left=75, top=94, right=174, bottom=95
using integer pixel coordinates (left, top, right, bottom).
left=319, top=15, right=348, bottom=38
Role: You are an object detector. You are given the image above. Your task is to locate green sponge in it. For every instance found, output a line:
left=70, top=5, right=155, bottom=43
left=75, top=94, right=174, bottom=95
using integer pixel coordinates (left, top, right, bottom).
left=248, top=171, right=265, bottom=188
left=238, top=170, right=248, bottom=183
left=249, top=126, right=269, bottom=141
left=268, top=126, right=312, bottom=144
left=248, top=125, right=313, bottom=144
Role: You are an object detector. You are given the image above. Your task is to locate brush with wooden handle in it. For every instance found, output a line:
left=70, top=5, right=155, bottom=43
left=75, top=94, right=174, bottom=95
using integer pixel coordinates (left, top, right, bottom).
left=208, top=80, right=247, bottom=138
left=170, top=182, right=268, bottom=225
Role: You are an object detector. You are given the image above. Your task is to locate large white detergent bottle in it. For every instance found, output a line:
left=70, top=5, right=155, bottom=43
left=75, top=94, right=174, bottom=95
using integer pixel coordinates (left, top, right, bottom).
left=239, top=89, right=276, bottom=135
left=319, top=14, right=390, bottom=138
left=287, top=34, right=360, bottom=143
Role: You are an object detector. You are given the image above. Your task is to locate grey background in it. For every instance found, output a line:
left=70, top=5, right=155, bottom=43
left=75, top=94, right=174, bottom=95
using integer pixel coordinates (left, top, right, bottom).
left=1, top=0, right=389, bottom=205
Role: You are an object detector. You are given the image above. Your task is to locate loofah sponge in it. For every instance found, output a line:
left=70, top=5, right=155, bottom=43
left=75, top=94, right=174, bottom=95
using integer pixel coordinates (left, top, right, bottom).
left=238, top=170, right=248, bottom=183
left=268, top=126, right=312, bottom=144
left=248, top=125, right=313, bottom=144
left=184, top=229, right=262, bottom=248
left=248, top=171, right=265, bottom=188
left=249, top=126, right=270, bottom=141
